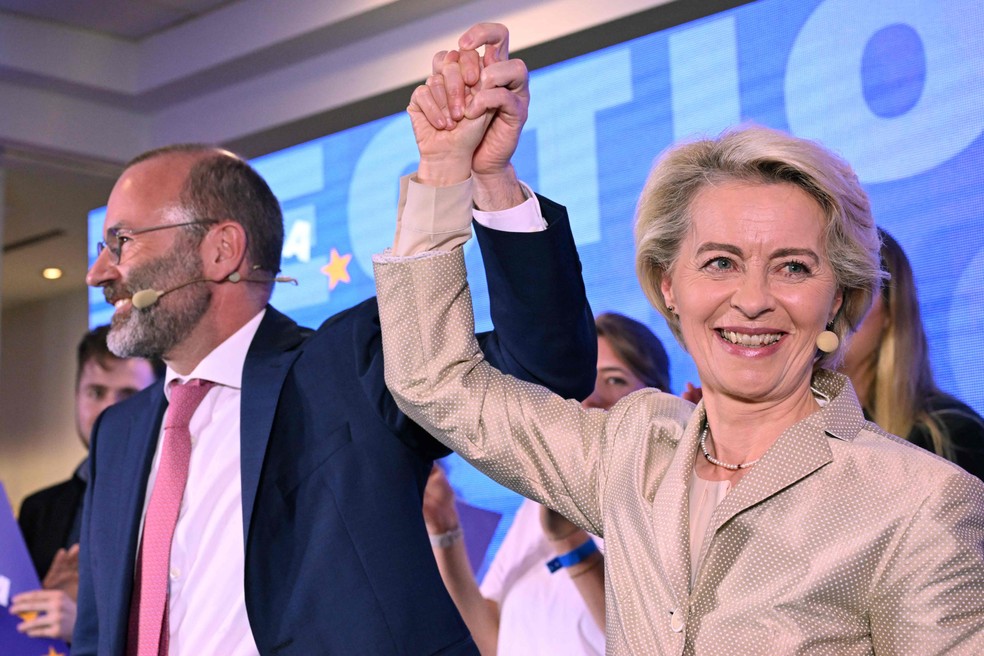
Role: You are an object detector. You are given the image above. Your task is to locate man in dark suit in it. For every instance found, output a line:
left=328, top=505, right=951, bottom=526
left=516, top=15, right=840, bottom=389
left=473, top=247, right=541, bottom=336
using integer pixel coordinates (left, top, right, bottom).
left=12, top=325, right=158, bottom=642
left=74, top=23, right=595, bottom=655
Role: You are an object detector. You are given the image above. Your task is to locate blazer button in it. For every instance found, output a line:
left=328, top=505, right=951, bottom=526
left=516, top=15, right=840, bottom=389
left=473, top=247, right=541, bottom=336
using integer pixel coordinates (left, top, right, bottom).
left=669, top=608, right=685, bottom=633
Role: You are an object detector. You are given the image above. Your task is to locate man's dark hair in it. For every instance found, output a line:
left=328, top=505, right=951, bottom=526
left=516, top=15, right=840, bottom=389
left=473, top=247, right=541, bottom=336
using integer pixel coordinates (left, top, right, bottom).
left=125, top=144, right=284, bottom=274
left=77, top=325, right=164, bottom=387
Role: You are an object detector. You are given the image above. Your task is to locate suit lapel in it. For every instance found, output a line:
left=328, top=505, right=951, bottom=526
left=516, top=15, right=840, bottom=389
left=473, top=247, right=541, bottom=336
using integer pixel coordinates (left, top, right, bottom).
left=109, top=382, right=167, bottom=634
left=705, top=416, right=832, bottom=538
left=239, top=306, right=306, bottom=543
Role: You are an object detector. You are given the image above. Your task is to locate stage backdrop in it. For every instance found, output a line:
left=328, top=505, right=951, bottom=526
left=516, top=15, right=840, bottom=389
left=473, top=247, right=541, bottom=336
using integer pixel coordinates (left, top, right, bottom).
left=88, top=0, right=984, bottom=578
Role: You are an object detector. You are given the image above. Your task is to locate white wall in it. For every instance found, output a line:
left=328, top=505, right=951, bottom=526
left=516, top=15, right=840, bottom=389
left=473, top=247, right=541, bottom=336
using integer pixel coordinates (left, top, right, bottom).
left=0, top=290, right=89, bottom=513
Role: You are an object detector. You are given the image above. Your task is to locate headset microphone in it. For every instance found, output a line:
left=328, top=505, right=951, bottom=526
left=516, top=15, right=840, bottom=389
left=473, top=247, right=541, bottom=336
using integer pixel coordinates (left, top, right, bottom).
left=131, top=288, right=170, bottom=309
left=129, top=271, right=298, bottom=310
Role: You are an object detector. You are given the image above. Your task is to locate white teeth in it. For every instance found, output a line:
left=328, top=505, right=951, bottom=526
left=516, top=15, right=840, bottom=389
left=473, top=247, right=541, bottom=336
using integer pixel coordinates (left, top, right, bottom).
left=115, top=299, right=127, bottom=309
left=720, top=330, right=781, bottom=347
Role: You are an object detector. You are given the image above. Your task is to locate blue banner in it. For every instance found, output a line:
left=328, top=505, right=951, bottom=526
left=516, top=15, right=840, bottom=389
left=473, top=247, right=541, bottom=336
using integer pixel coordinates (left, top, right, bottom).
left=0, top=483, right=68, bottom=655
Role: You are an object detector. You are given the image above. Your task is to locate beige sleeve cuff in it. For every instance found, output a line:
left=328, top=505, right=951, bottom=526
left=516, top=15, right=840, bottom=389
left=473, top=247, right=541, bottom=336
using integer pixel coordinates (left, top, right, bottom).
left=392, top=173, right=474, bottom=256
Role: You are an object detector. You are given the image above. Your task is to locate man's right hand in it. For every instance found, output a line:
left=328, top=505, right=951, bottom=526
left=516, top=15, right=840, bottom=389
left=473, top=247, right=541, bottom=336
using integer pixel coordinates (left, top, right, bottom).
left=450, top=24, right=529, bottom=176
left=411, top=23, right=530, bottom=210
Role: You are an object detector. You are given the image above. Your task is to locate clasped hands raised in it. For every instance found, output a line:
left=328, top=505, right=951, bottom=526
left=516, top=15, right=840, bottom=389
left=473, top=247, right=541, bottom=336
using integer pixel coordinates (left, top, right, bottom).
left=408, top=22, right=529, bottom=210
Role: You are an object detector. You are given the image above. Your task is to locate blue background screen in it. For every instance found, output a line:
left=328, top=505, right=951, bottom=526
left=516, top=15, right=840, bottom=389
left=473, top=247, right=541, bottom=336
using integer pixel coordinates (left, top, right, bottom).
left=88, top=0, right=984, bottom=577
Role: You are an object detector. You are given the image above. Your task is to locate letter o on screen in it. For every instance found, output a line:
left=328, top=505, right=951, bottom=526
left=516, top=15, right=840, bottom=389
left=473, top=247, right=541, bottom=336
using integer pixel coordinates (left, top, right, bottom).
left=785, top=0, right=984, bottom=184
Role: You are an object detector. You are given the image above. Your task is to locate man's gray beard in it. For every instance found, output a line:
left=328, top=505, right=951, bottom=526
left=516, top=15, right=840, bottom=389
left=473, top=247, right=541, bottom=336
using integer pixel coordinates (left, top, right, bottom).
left=106, top=248, right=211, bottom=360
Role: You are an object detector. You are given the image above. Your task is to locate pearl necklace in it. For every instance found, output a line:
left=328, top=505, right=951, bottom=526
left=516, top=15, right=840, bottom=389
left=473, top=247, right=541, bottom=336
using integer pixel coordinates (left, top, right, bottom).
left=699, top=425, right=760, bottom=471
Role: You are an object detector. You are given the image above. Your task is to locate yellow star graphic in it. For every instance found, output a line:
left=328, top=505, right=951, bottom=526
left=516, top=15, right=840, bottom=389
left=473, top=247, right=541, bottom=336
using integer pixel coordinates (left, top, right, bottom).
left=46, top=647, right=66, bottom=656
left=321, top=248, right=352, bottom=291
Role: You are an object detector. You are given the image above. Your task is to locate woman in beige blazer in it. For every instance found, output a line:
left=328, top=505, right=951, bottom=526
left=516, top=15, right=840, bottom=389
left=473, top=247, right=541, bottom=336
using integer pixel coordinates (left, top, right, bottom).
left=375, top=40, right=984, bottom=654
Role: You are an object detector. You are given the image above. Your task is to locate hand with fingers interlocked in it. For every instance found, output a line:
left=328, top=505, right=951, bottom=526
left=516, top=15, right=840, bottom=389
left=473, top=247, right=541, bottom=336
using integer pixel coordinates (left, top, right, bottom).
left=408, top=23, right=530, bottom=210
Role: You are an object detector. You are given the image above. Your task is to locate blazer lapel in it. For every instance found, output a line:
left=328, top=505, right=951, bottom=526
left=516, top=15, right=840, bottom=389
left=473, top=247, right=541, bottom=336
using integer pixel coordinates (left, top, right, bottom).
left=697, top=371, right=863, bottom=570
left=651, top=403, right=705, bottom=601
left=705, top=418, right=832, bottom=539
left=239, top=306, right=306, bottom=543
left=108, top=382, right=167, bottom=632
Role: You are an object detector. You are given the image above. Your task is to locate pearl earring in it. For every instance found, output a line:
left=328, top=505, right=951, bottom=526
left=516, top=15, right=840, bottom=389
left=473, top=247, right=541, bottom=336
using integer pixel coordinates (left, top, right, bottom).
left=816, top=329, right=839, bottom=353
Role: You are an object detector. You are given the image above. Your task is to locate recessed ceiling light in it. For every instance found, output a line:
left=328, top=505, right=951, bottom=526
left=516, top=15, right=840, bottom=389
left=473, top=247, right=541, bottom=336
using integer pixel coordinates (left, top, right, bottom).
left=42, top=267, right=63, bottom=280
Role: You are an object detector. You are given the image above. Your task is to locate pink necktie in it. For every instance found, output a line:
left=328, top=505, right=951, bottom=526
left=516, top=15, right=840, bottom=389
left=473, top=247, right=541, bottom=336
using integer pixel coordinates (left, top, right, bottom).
left=128, top=379, right=214, bottom=656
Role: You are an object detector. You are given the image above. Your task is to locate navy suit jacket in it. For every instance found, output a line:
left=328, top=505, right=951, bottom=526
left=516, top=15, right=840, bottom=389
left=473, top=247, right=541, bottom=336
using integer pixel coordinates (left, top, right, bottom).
left=74, top=198, right=595, bottom=655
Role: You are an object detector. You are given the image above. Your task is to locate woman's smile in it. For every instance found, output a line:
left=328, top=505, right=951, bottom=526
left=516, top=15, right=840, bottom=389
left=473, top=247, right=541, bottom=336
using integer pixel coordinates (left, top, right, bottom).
left=662, top=180, right=842, bottom=404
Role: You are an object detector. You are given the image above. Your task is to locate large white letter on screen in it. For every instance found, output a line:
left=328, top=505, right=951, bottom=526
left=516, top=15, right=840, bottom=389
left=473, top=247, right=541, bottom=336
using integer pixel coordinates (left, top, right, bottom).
left=786, top=0, right=984, bottom=184
left=282, top=216, right=312, bottom=263
left=526, top=48, right=633, bottom=246
left=347, top=115, right=419, bottom=278
left=669, top=15, right=741, bottom=141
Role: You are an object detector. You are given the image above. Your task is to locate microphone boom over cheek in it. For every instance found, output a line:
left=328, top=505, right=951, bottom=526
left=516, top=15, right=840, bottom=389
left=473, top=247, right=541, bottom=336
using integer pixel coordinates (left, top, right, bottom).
left=129, top=272, right=299, bottom=309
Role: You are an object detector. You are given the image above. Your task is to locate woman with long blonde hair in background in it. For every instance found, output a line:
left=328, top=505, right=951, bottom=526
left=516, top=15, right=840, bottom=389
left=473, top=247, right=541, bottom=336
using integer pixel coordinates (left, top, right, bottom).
left=841, top=228, right=984, bottom=480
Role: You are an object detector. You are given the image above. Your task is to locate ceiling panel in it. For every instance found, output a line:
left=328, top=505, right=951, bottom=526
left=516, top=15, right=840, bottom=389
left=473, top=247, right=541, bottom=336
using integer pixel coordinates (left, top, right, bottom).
left=0, top=0, right=238, bottom=39
left=1, top=151, right=118, bottom=309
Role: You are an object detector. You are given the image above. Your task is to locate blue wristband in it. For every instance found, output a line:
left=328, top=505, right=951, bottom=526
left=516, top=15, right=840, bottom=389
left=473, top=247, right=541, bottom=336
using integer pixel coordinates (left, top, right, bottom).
left=546, top=539, right=599, bottom=573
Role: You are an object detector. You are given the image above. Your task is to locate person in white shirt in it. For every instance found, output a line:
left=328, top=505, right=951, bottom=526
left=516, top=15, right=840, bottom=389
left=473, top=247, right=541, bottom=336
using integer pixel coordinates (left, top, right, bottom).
left=424, top=313, right=671, bottom=655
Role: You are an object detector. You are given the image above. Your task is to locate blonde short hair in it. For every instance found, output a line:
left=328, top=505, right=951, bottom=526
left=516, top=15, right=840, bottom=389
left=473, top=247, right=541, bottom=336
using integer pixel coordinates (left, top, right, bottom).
left=634, top=125, right=884, bottom=368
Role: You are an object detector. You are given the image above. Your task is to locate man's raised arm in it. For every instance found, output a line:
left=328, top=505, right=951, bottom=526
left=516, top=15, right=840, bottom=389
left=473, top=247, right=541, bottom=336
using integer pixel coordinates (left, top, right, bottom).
left=394, top=22, right=595, bottom=400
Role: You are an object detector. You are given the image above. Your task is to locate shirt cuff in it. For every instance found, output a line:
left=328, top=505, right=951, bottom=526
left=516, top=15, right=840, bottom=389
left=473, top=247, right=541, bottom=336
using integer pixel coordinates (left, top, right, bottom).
left=392, top=173, right=474, bottom=257
left=473, top=181, right=546, bottom=232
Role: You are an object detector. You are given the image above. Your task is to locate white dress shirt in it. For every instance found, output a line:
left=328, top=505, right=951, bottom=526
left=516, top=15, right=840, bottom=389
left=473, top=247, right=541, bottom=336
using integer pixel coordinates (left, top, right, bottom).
left=143, top=309, right=264, bottom=656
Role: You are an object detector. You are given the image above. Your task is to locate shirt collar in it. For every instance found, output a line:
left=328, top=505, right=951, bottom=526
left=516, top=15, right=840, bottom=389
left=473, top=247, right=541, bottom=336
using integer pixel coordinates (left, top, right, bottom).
left=811, top=368, right=867, bottom=442
left=164, top=308, right=266, bottom=399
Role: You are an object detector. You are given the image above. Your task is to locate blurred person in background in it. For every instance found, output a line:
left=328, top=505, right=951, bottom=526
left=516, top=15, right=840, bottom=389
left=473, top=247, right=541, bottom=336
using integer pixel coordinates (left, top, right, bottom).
left=841, top=227, right=984, bottom=480
left=424, top=312, right=671, bottom=655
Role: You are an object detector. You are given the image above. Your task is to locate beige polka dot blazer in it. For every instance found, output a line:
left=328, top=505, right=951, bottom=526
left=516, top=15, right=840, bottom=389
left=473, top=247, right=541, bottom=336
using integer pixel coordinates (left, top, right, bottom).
left=374, top=247, right=984, bottom=655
